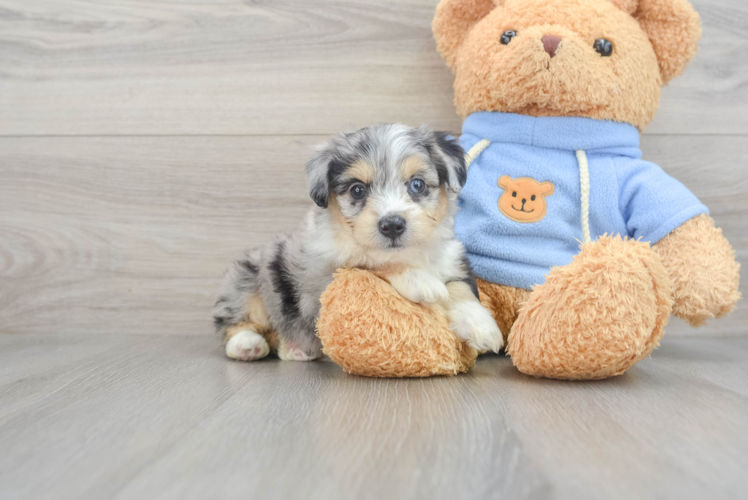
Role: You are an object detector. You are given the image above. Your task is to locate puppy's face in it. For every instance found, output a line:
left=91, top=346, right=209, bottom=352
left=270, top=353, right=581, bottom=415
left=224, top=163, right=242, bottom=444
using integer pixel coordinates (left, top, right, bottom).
left=306, top=124, right=467, bottom=252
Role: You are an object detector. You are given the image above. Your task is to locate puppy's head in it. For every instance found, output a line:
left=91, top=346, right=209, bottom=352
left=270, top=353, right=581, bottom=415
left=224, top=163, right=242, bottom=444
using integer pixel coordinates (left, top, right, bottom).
left=306, top=124, right=466, bottom=252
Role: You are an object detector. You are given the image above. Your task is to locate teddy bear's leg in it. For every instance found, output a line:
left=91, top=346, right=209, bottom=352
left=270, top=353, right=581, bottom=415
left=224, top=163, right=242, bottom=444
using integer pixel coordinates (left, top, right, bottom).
left=653, top=214, right=741, bottom=327
left=476, top=280, right=531, bottom=344
left=508, top=235, right=673, bottom=380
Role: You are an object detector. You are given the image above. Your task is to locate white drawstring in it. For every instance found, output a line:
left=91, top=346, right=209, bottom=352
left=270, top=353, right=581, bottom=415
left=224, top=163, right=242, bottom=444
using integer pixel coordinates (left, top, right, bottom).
left=464, top=139, right=592, bottom=244
left=576, top=150, right=592, bottom=244
left=465, top=139, right=491, bottom=168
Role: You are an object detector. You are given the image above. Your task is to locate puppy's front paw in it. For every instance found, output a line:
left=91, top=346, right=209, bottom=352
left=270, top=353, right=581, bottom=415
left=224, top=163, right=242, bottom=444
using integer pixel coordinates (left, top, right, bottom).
left=389, top=269, right=449, bottom=305
left=448, top=301, right=504, bottom=353
left=226, top=330, right=270, bottom=361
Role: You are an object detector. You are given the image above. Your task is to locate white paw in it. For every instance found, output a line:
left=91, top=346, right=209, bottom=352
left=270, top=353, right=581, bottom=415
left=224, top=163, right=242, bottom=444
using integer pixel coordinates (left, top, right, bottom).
left=226, top=330, right=270, bottom=361
left=448, top=301, right=504, bottom=353
left=277, top=341, right=320, bottom=362
left=389, top=269, right=449, bottom=305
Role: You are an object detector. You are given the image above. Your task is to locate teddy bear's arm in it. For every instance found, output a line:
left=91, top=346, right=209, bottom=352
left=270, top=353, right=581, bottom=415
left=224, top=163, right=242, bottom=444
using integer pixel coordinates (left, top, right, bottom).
left=652, top=214, right=741, bottom=327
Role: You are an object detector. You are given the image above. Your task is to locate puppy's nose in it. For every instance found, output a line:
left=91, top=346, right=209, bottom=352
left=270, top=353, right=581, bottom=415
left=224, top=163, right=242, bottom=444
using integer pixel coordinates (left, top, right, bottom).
left=542, top=35, right=562, bottom=58
left=379, top=215, right=406, bottom=239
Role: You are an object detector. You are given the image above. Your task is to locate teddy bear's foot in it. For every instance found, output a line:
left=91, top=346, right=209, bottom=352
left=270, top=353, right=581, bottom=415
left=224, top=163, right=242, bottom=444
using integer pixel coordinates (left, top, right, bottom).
left=508, top=235, right=673, bottom=380
left=317, top=268, right=477, bottom=377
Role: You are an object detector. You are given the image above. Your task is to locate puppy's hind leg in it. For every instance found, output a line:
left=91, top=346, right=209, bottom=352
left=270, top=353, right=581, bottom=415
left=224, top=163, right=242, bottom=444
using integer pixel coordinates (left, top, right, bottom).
left=214, top=250, right=278, bottom=361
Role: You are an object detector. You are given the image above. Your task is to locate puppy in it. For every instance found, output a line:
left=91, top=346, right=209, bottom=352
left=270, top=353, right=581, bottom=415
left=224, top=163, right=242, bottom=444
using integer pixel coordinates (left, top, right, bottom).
left=213, top=124, right=503, bottom=362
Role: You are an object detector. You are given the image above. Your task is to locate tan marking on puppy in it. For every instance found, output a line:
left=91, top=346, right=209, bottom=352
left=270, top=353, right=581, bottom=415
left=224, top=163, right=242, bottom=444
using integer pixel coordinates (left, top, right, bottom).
left=447, top=280, right=479, bottom=304
left=247, top=293, right=271, bottom=329
left=225, top=322, right=261, bottom=342
left=264, top=329, right=280, bottom=352
left=225, top=294, right=279, bottom=350
left=432, top=187, right=450, bottom=227
left=400, top=156, right=428, bottom=181
left=371, top=262, right=410, bottom=281
left=407, top=187, right=451, bottom=246
left=328, top=195, right=356, bottom=238
left=345, top=159, right=376, bottom=184
left=342, top=196, right=381, bottom=249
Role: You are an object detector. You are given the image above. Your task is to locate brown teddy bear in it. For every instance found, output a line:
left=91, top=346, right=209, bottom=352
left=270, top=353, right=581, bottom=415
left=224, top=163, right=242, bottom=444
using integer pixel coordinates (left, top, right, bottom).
left=317, top=0, right=741, bottom=379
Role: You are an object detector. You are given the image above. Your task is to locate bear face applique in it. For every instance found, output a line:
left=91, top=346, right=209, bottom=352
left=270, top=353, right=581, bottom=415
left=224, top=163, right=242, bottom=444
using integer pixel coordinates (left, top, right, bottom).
left=497, top=175, right=555, bottom=223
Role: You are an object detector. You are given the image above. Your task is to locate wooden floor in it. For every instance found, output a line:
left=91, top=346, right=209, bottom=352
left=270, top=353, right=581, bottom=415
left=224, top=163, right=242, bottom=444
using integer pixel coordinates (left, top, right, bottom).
left=1, top=1, right=747, bottom=498
left=0, top=333, right=746, bottom=500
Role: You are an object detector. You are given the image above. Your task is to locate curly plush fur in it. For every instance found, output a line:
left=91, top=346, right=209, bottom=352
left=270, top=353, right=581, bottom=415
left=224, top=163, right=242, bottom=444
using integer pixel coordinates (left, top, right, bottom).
left=654, top=214, right=741, bottom=326
left=433, top=0, right=701, bottom=130
left=317, top=0, right=739, bottom=380
left=318, top=268, right=477, bottom=377
left=507, top=236, right=673, bottom=379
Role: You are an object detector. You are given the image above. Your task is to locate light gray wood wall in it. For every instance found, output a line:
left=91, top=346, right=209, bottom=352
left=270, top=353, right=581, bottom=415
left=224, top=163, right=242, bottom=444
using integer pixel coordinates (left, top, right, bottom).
left=0, top=0, right=745, bottom=336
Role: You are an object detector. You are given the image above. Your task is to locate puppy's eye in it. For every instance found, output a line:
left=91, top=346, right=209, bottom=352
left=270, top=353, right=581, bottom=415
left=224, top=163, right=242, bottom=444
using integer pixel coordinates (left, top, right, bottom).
left=512, top=191, right=517, bottom=197
left=409, top=178, right=426, bottom=194
left=501, top=30, right=517, bottom=45
left=594, top=39, right=613, bottom=57
left=350, top=183, right=367, bottom=200
left=531, top=195, right=536, bottom=201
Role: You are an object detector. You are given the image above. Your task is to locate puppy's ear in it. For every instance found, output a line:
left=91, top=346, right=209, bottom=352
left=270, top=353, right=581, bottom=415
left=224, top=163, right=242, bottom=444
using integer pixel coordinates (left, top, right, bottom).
left=305, top=144, right=333, bottom=209
left=433, top=0, right=497, bottom=70
left=611, top=0, right=701, bottom=84
left=419, top=126, right=468, bottom=192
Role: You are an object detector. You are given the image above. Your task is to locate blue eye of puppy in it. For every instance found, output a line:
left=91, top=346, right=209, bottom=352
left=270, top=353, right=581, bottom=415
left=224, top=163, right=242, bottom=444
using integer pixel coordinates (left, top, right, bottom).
left=594, top=38, right=613, bottom=57
left=349, top=183, right=367, bottom=200
left=409, top=178, right=426, bottom=194
left=500, top=30, right=517, bottom=45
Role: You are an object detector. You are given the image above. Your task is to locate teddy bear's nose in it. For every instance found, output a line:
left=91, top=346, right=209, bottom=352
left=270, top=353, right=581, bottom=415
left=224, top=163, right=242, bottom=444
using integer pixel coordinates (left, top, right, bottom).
left=542, top=35, right=562, bottom=58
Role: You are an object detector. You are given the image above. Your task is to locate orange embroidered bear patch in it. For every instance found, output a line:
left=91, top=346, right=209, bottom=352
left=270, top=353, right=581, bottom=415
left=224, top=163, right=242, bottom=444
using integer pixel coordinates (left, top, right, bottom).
left=497, top=176, right=555, bottom=223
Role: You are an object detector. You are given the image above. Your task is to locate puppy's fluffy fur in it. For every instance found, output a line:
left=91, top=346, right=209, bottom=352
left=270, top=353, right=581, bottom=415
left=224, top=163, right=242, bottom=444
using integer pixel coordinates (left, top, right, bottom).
left=213, top=124, right=502, bottom=362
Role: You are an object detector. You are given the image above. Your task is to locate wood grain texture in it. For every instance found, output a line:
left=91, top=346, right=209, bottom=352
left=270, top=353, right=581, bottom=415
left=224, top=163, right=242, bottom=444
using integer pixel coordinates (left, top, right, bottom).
left=0, top=333, right=746, bottom=500
left=0, top=0, right=746, bottom=135
left=0, top=135, right=745, bottom=336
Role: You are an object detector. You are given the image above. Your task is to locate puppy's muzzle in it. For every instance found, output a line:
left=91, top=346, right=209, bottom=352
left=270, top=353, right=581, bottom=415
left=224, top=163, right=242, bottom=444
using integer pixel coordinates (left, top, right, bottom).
left=378, top=215, right=406, bottom=240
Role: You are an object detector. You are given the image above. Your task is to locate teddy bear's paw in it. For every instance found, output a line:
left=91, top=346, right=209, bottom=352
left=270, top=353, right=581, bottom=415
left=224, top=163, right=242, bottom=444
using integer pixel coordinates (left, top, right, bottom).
left=508, top=235, right=673, bottom=380
left=389, top=269, right=449, bottom=305
left=654, top=214, right=741, bottom=327
left=225, top=329, right=270, bottom=361
left=448, top=301, right=504, bottom=353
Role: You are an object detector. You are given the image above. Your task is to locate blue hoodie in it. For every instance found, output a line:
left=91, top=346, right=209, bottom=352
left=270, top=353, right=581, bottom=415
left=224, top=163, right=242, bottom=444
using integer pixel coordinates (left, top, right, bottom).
left=456, top=112, right=708, bottom=290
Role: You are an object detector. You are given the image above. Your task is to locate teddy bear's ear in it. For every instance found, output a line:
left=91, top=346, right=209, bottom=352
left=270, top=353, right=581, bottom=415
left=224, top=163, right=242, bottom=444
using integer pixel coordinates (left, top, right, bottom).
left=497, top=175, right=513, bottom=190
left=611, top=0, right=702, bottom=84
left=433, top=0, right=497, bottom=70
left=540, top=181, right=555, bottom=196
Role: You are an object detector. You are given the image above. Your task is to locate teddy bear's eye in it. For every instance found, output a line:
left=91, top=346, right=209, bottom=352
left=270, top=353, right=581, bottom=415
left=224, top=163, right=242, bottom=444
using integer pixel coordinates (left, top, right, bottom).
left=512, top=191, right=517, bottom=197
left=531, top=195, right=536, bottom=201
left=501, top=30, right=517, bottom=45
left=594, top=39, right=613, bottom=57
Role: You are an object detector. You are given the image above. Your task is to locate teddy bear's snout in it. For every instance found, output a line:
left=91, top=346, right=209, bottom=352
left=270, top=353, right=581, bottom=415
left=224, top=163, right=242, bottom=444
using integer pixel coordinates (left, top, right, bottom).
left=541, top=35, right=562, bottom=58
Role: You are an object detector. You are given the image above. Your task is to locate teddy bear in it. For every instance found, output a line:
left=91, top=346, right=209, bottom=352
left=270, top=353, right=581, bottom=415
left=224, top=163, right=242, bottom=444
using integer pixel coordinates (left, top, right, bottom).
left=317, top=0, right=741, bottom=379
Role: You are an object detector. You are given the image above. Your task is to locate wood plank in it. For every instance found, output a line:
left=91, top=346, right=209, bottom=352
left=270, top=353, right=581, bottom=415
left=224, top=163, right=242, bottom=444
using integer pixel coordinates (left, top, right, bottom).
left=0, top=0, right=746, bottom=136
left=0, top=333, right=746, bottom=500
left=0, top=135, right=745, bottom=336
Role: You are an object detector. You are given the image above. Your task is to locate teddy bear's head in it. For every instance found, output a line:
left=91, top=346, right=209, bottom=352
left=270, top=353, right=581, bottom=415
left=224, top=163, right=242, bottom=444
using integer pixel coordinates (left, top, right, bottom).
left=433, top=0, right=701, bottom=130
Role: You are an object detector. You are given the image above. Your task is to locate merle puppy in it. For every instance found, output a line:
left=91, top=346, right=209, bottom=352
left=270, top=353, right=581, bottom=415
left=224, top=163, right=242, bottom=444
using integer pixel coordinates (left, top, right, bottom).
left=213, top=124, right=503, bottom=362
